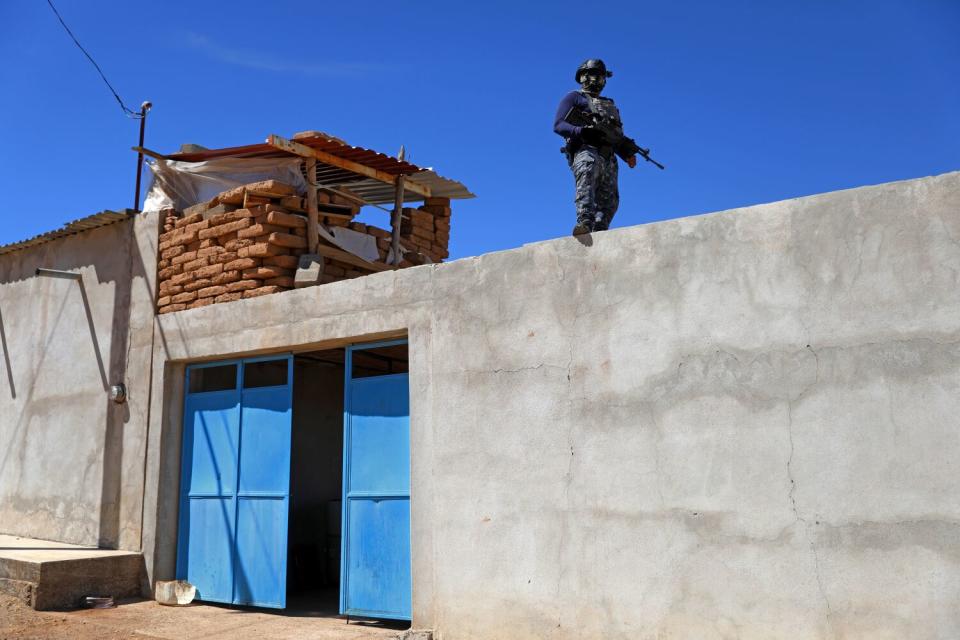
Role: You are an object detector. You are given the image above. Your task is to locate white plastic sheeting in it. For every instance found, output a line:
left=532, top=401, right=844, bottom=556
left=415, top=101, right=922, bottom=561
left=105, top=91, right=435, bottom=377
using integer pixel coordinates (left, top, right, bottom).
left=142, top=157, right=308, bottom=212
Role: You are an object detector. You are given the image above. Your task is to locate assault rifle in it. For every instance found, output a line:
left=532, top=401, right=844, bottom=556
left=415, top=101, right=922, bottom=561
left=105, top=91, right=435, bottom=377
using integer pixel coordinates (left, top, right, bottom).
left=564, top=106, right=665, bottom=170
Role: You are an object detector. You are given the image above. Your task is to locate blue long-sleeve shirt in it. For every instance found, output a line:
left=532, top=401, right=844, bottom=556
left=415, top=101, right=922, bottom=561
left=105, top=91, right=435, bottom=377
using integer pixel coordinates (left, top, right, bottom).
left=553, top=90, right=588, bottom=141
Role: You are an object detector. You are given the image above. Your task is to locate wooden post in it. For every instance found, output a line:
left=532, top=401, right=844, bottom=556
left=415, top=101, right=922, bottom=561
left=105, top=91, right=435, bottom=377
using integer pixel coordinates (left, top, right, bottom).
left=391, top=175, right=405, bottom=266
left=306, top=157, right=319, bottom=253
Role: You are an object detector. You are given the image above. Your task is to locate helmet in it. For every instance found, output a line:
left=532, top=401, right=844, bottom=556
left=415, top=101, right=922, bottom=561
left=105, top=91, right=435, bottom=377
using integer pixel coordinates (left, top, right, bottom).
left=575, top=59, right=613, bottom=83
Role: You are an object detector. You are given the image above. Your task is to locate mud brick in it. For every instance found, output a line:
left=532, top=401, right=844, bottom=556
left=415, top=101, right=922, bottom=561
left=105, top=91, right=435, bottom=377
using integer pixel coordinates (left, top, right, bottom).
left=197, top=285, right=228, bottom=299
left=239, top=243, right=286, bottom=258
left=161, top=245, right=187, bottom=260
left=187, top=297, right=215, bottom=309
left=212, top=270, right=241, bottom=286
left=176, top=229, right=200, bottom=246
left=198, top=217, right=252, bottom=240
left=185, top=219, right=211, bottom=234
left=263, top=254, right=299, bottom=269
left=243, top=285, right=284, bottom=299
left=230, top=208, right=261, bottom=220
left=224, top=238, right=255, bottom=252
left=243, top=266, right=293, bottom=280
left=434, top=217, right=450, bottom=230
left=183, top=257, right=210, bottom=271
left=316, top=191, right=331, bottom=204
left=158, top=259, right=171, bottom=270
left=408, top=209, right=434, bottom=226
left=376, top=238, right=391, bottom=250
left=157, top=295, right=171, bottom=307
left=185, top=241, right=202, bottom=253
left=265, top=210, right=306, bottom=228
left=224, top=257, right=260, bottom=271
left=207, top=210, right=233, bottom=226
left=227, top=279, right=260, bottom=292
left=243, top=193, right=271, bottom=208
left=264, top=276, right=295, bottom=288
left=195, top=263, right=224, bottom=279
left=421, top=205, right=451, bottom=217
left=197, top=246, right=226, bottom=259
left=412, top=226, right=434, bottom=241
left=171, top=291, right=197, bottom=304
left=182, top=202, right=210, bottom=219
left=159, top=282, right=182, bottom=296
left=244, top=180, right=296, bottom=197
left=175, top=212, right=204, bottom=228
left=214, top=292, right=244, bottom=303
left=217, top=185, right=246, bottom=205
left=213, top=251, right=239, bottom=264
left=198, top=239, right=217, bottom=250
left=320, top=274, right=340, bottom=284
left=158, top=228, right=178, bottom=244
left=170, top=271, right=196, bottom=286
left=348, top=222, right=368, bottom=234
left=435, top=233, right=449, bottom=246
left=201, top=203, right=239, bottom=221
left=424, top=196, right=451, bottom=207
left=324, top=264, right=346, bottom=277
left=367, top=226, right=391, bottom=239
left=239, top=223, right=287, bottom=239
left=159, top=266, right=182, bottom=282
left=183, top=278, right=214, bottom=292
left=267, top=232, right=306, bottom=249
left=293, top=227, right=306, bottom=238
left=158, top=303, right=186, bottom=314
left=279, top=196, right=305, bottom=212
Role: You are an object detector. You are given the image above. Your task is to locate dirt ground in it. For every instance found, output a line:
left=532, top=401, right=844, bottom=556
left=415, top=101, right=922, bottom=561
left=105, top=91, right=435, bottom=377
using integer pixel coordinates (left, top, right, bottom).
left=0, top=592, right=406, bottom=640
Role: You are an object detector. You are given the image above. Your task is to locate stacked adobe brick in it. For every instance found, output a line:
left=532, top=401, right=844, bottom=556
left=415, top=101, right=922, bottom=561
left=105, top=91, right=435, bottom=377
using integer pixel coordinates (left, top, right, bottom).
left=399, top=197, right=452, bottom=264
left=157, top=180, right=307, bottom=313
left=156, top=185, right=454, bottom=313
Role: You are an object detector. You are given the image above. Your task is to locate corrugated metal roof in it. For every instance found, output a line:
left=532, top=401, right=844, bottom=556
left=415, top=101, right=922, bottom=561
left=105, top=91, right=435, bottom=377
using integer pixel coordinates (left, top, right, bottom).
left=164, top=133, right=475, bottom=205
left=0, top=209, right=138, bottom=257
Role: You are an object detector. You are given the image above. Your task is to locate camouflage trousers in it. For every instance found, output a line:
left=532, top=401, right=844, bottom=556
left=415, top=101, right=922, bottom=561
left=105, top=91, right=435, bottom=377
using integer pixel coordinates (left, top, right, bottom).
left=569, top=146, right=619, bottom=231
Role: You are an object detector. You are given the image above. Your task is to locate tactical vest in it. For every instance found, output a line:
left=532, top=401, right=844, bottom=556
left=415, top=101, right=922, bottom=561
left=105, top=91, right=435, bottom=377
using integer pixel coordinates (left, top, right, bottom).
left=580, top=91, right=624, bottom=138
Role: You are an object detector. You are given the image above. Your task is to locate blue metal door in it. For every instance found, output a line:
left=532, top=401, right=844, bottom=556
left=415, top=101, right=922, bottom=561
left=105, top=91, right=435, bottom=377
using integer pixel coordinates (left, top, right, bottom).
left=340, top=341, right=411, bottom=620
left=177, top=356, right=293, bottom=609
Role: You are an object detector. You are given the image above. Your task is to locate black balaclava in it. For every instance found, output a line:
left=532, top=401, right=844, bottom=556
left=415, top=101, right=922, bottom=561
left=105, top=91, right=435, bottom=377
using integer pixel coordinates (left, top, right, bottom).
left=580, top=71, right=606, bottom=96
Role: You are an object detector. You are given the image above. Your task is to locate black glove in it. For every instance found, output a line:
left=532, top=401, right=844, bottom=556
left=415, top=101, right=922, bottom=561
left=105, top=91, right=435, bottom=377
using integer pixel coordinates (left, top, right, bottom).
left=580, top=126, right=606, bottom=146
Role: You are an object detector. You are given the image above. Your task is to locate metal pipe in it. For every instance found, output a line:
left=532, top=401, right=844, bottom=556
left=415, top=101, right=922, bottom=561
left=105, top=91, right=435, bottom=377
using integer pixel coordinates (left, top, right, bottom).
left=35, top=268, right=81, bottom=280
left=133, top=101, right=152, bottom=211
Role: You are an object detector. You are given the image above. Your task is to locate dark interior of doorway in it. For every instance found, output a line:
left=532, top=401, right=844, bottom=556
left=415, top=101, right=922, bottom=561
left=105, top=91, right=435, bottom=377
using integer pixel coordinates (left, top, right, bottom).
left=286, top=343, right=409, bottom=624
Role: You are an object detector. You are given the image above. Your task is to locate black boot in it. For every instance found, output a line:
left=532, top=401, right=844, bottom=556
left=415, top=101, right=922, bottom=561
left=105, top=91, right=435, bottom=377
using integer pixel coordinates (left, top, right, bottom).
left=572, top=219, right=592, bottom=236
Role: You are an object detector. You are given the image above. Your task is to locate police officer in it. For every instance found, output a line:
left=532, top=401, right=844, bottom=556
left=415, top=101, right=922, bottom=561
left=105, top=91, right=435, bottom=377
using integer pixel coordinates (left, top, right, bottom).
left=554, top=59, right=638, bottom=235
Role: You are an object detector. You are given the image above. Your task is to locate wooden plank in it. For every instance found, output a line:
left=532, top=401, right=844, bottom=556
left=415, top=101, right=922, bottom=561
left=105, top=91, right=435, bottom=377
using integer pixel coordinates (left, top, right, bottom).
left=306, top=157, right=319, bottom=253
left=266, top=134, right=431, bottom=198
left=314, top=242, right=394, bottom=272
left=131, top=146, right=168, bottom=160
left=391, top=175, right=405, bottom=266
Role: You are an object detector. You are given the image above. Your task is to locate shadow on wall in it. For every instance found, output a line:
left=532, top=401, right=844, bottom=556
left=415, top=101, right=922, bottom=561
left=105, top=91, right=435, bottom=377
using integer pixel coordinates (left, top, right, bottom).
left=0, top=304, right=14, bottom=398
left=0, top=217, right=154, bottom=549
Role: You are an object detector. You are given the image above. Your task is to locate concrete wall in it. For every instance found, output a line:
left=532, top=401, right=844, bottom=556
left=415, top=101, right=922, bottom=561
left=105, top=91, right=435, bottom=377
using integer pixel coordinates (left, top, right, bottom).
left=141, top=171, right=960, bottom=638
left=0, top=212, right=159, bottom=550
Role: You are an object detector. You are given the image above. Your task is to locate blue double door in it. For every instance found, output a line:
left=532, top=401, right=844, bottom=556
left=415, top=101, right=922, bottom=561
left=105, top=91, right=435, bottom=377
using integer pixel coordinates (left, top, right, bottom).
left=177, top=344, right=411, bottom=617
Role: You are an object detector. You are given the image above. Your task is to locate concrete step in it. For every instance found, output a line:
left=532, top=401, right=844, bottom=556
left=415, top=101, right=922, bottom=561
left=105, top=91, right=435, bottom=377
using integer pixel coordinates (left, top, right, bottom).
left=0, top=534, right=144, bottom=610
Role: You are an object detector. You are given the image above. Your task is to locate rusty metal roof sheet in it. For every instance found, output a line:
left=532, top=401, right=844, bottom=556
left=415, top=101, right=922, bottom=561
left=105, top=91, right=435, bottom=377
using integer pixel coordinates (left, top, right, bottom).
left=164, top=133, right=475, bottom=205
left=0, top=209, right=138, bottom=257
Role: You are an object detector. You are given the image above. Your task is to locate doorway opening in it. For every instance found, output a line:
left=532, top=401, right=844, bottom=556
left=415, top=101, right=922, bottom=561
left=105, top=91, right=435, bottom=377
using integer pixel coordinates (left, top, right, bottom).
left=286, top=343, right=409, bottom=619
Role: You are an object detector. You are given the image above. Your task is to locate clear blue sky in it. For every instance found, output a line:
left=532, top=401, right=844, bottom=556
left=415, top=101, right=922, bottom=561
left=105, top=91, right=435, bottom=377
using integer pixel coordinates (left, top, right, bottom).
left=1, top=1, right=958, bottom=259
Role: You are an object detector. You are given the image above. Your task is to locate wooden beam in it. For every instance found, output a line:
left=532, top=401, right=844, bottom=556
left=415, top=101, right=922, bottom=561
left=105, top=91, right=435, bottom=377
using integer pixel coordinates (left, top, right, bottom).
left=314, top=242, right=395, bottom=272
left=131, top=146, right=168, bottom=160
left=266, top=134, right=431, bottom=198
left=391, top=175, right=405, bottom=266
left=305, top=157, right=319, bottom=253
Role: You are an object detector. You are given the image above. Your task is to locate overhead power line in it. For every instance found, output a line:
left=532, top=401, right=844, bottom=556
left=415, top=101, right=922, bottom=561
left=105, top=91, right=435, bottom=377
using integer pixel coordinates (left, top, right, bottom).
left=44, top=0, right=143, bottom=119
